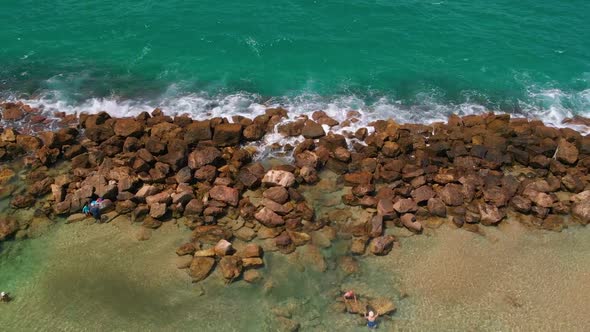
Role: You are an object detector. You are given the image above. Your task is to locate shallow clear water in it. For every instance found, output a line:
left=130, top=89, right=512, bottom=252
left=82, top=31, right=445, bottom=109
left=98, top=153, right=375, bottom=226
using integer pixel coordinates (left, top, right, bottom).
left=2, top=212, right=590, bottom=331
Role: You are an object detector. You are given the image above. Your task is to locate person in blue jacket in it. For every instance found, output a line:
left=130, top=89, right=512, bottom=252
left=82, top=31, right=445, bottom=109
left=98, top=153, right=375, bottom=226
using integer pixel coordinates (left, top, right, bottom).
left=83, top=198, right=104, bottom=220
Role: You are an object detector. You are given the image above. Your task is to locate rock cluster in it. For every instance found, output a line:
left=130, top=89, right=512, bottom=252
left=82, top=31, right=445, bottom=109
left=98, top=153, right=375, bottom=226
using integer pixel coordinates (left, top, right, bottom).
left=1, top=102, right=589, bottom=273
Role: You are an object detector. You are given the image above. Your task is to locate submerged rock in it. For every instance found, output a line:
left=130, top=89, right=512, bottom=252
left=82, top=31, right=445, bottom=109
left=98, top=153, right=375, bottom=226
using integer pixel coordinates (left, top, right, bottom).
left=350, top=236, right=368, bottom=255
left=369, top=297, right=397, bottom=315
left=0, top=218, right=19, bottom=240
left=66, top=213, right=89, bottom=224
left=189, top=257, right=215, bottom=282
left=243, top=269, right=262, bottom=283
left=218, top=255, right=243, bottom=281
left=176, top=242, right=197, bottom=256
left=241, top=243, right=263, bottom=258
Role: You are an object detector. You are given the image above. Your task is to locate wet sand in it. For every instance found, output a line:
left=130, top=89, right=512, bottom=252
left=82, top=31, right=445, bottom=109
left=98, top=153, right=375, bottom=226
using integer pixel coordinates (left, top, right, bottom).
left=377, top=221, right=590, bottom=331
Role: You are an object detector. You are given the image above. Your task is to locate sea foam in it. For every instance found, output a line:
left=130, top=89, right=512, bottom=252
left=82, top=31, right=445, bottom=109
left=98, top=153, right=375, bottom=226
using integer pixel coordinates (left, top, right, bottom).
left=4, top=87, right=589, bottom=158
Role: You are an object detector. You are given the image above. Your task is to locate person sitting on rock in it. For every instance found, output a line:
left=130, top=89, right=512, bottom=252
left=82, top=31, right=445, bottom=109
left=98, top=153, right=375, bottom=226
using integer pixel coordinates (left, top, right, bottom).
left=365, top=310, right=379, bottom=329
left=87, top=199, right=103, bottom=221
left=1, top=291, right=12, bottom=303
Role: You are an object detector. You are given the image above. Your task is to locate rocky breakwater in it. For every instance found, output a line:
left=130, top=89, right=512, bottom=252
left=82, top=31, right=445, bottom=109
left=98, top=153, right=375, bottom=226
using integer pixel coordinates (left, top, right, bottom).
left=2, top=101, right=590, bottom=325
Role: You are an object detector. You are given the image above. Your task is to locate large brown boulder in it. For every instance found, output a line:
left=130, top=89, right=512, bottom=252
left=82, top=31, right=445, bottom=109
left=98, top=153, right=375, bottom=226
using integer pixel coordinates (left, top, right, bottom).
left=255, top=207, right=285, bottom=227
left=1, top=103, right=24, bottom=120
left=343, top=172, right=372, bottom=186
left=28, top=177, right=54, bottom=197
left=427, top=198, right=447, bottom=217
left=369, top=214, right=383, bottom=237
left=113, top=118, right=144, bottom=137
left=176, top=242, right=197, bottom=256
left=439, top=184, right=464, bottom=206
left=149, top=202, right=167, bottom=219
left=85, top=125, right=114, bottom=143
left=194, top=165, right=217, bottom=182
left=511, top=195, right=532, bottom=213
left=262, top=170, right=296, bottom=187
left=382, top=141, right=401, bottom=157
left=294, top=151, right=319, bottom=169
left=278, top=119, right=306, bottom=136
left=263, top=186, right=290, bottom=204
left=393, top=198, right=418, bottom=213
left=145, top=191, right=172, bottom=206
left=190, top=225, right=232, bottom=243
left=16, top=134, right=42, bottom=151
left=376, top=199, right=395, bottom=218
left=522, top=189, right=554, bottom=208
left=241, top=244, right=263, bottom=258
left=184, top=199, right=204, bottom=216
left=401, top=213, right=422, bottom=233
left=299, top=166, right=319, bottom=184
left=209, top=185, right=239, bottom=206
left=482, top=186, right=510, bottom=207
left=478, top=203, right=505, bottom=226
left=369, top=235, right=396, bottom=255
left=212, top=123, right=242, bottom=147
left=561, top=173, right=585, bottom=193
left=37, top=146, right=60, bottom=165
left=237, top=163, right=266, bottom=188
left=0, top=127, right=17, bottom=142
left=333, top=147, right=351, bottom=162
left=555, top=138, right=579, bottom=165
left=188, top=147, right=222, bottom=169
left=184, top=120, right=212, bottom=144
left=411, top=185, right=436, bottom=204
left=188, top=257, right=215, bottom=282
left=301, top=120, right=325, bottom=139
left=243, top=123, right=266, bottom=141
left=572, top=201, right=590, bottom=225
left=172, top=191, right=195, bottom=206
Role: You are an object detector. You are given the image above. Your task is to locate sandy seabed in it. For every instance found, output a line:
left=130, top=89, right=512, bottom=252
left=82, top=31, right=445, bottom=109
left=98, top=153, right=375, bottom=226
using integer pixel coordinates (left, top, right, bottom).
left=1, top=213, right=589, bottom=332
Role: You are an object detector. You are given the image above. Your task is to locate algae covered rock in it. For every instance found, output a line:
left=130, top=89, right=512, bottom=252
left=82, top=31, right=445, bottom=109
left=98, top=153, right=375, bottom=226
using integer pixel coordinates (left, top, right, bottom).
left=218, top=255, right=243, bottom=281
left=189, top=257, right=215, bottom=282
left=0, top=217, right=18, bottom=240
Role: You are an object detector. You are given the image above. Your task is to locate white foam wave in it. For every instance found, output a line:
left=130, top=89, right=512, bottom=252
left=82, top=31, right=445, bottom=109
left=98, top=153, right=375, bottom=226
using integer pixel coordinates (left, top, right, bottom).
left=4, top=88, right=589, bottom=158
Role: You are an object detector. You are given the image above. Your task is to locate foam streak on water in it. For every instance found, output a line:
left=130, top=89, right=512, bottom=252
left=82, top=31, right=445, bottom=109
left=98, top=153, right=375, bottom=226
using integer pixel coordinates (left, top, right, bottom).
left=8, top=86, right=590, bottom=135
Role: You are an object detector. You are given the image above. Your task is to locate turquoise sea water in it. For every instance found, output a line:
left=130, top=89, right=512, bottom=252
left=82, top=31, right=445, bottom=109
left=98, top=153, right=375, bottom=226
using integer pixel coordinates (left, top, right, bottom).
left=1, top=0, right=589, bottom=123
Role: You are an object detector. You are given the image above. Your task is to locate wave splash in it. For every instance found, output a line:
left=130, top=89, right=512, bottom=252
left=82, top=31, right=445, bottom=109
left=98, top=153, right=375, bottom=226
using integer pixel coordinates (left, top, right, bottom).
left=12, top=86, right=589, bottom=121
left=3, top=88, right=590, bottom=149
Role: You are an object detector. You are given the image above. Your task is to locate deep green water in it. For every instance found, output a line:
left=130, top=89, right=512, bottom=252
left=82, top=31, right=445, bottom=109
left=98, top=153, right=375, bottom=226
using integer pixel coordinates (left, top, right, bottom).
left=0, top=0, right=589, bottom=122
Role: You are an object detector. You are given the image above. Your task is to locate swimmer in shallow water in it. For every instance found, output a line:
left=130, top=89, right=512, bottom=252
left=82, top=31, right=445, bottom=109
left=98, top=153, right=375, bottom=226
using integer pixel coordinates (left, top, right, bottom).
left=1, top=291, right=12, bottom=303
left=365, top=310, right=379, bottom=329
left=343, top=290, right=358, bottom=305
